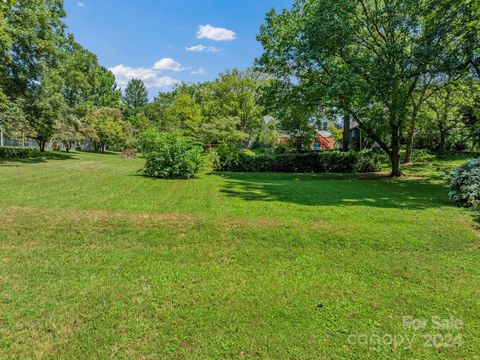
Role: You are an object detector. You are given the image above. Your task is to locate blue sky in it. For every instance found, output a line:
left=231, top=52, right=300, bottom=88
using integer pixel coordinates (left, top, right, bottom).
left=64, top=0, right=293, bottom=97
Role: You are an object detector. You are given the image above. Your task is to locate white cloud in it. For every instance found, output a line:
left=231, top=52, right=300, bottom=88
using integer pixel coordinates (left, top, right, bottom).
left=109, top=64, right=179, bottom=89
left=77, top=2, right=85, bottom=7
left=153, top=58, right=185, bottom=72
left=197, top=24, right=236, bottom=41
left=191, top=67, right=206, bottom=75
left=186, top=44, right=220, bottom=53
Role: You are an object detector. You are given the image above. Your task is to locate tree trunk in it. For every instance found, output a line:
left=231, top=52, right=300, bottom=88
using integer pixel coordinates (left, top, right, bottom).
left=438, top=129, right=447, bottom=155
left=37, top=140, right=46, bottom=152
left=342, top=112, right=351, bottom=152
left=404, top=112, right=418, bottom=163
left=390, top=128, right=402, bottom=177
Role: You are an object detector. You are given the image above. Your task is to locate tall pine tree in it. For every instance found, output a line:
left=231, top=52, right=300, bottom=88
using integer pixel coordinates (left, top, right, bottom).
left=123, top=79, right=148, bottom=110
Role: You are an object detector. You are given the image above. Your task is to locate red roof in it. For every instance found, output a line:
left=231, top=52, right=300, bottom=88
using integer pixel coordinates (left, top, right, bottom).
left=315, top=134, right=335, bottom=150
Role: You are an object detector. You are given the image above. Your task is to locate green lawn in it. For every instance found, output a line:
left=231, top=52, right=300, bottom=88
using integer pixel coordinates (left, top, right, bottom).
left=0, top=152, right=479, bottom=359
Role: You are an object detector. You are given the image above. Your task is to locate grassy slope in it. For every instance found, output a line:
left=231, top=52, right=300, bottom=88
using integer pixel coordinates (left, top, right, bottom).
left=0, top=152, right=478, bottom=359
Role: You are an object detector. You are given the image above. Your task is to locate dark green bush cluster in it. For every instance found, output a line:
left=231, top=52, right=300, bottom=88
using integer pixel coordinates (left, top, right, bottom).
left=214, top=146, right=381, bottom=173
left=140, top=132, right=205, bottom=179
left=0, top=147, right=38, bottom=159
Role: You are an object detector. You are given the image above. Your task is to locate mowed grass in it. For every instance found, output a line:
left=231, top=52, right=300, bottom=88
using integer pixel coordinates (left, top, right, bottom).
left=0, top=152, right=479, bottom=359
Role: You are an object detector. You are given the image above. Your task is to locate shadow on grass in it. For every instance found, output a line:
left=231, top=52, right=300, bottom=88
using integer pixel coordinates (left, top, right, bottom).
left=217, top=171, right=451, bottom=210
left=0, top=151, right=76, bottom=165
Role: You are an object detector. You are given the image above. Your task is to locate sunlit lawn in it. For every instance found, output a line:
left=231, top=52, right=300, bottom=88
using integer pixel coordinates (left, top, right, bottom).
left=0, top=151, right=479, bottom=358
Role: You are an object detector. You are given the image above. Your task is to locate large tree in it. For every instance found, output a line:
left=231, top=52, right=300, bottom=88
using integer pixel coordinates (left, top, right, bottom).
left=83, top=107, right=132, bottom=152
left=0, top=0, right=94, bottom=150
left=204, top=69, right=263, bottom=139
left=89, top=66, right=122, bottom=108
left=25, top=68, right=67, bottom=151
left=257, top=0, right=480, bottom=176
left=165, top=93, right=203, bottom=135
left=123, top=79, right=148, bottom=110
left=0, top=0, right=67, bottom=99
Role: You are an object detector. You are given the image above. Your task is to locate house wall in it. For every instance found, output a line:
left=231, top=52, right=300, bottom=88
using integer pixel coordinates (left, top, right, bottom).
left=349, top=128, right=362, bottom=151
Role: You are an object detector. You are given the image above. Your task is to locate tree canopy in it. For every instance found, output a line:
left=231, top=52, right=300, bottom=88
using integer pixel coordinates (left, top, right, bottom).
left=256, top=0, right=480, bottom=176
left=0, top=0, right=125, bottom=151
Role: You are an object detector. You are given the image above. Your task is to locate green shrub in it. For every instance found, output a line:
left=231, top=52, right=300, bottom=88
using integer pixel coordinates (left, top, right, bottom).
left=213, top=150, right=381, bottom=173
left=449, top=158, right=480, bottom=209
left=0, top=147, right=38, bottom=159
left=134, top=129, right=162, bottom=155
left=141, top=133, right=205, bottom=179
left=213, top=143, right=244, bottom=170
left=412, top=149, right=435, bottom=163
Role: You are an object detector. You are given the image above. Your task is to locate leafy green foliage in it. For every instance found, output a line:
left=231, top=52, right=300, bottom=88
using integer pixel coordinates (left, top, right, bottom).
left=127, top=110, right=152, bottom=132
left=25, top=68, right=68, bottom=151
left=52, top=114, right=82, bottom=152
left=254, top=117, right=278, bottom=150
left=214, top=150, right=380, bottom=173
left=164, top=93, right=203, bottom=135
left=449, top=158, right=480, bottom=209
left=88, top=66, right=122, bottom=108
left=133, top=128, right=163, bottom=155
left=0, top=89, right=25, bottom=138
left=200, top=116, right=247, bottom=145
left=141, top=132, right=205, bottom=179
left=211, top=142, right=244, bottom=171
left=83, top=107, right=132, bottom=152
left=202, top=69, right=263, bottom=141
left=423, top=81, right=478, bottom=154
left=148, top=69, right=263, bottom=146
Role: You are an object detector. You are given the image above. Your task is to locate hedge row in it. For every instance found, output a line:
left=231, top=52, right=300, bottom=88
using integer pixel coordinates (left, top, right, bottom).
left=0, top=147, right=38, bottom=159
left=215, top=151, right=381, bottom=173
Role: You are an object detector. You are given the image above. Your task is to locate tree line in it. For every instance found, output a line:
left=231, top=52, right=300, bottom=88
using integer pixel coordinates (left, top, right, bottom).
left=1, top=0, right=479, bottom=178
left=124, top=68, right=271, bottom=148
left=0, top=1, right=269, bottom=153
left=0, top=0, right=128, bottom=151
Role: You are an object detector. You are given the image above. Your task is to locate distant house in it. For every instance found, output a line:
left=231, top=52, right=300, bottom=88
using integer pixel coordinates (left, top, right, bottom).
left=275, top=116, right=337, bottom=150
left=315, top=130, right=335, bottom=150
left=338, top=122, right=363, bottom=151
left=349, top=123, right=362, bottom=151
left=276, top=129, right=336, bottom=150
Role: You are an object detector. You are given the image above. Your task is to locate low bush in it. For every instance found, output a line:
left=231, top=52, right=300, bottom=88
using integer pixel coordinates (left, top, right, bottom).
left=412, top=149, right=435, bottom=163
left=0, top=147, right=38, bottom=159
left=141, top=132, right=205, bottom=179
left=449, top=158, right=480, bottom=209
left=213, top=143, right=244, bottom=170
left=213, top=149, right=381, bottom=173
